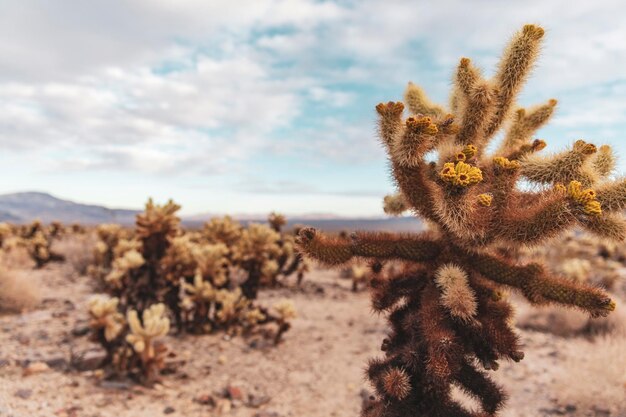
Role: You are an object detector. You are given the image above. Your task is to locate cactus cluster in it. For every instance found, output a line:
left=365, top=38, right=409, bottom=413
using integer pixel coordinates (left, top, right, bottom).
left=297, top=25, right=624, bottom=417
left=88, top=200, right=300, bottom=343
left=202, top=213, right=309, bottom=298
left=0, top=220, right=65, bottom=268
left=88, top=296, right=169, bottom=384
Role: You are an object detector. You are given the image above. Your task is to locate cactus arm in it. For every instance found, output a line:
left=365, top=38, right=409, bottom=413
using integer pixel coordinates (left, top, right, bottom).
left=295, top=228, right=441, bottom=266
left=454, top=360, right=506, bottom=415
left=455, top=81, right=494, bottom=149
left=520, top=140, right=598, bottom=186
left=499, top=99, right=557, bottom=153
left=470, top=252, right=615, bottom=317
left=495, top=192, right=575, bottom=244
left=484, top=25, right=545, bottom=138
left=403, top=82, right=445, bottom=117
left=578, top=213, right=626, bottom=241
left=392, top=161, right=442, bottom=223
left=596, top=178, right=626, bottom=212
left=383, top=193, right=410, bottom=216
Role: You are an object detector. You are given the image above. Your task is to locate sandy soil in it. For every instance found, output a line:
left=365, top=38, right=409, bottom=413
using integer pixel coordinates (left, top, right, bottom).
left=0, top=265, right=623, bottom=417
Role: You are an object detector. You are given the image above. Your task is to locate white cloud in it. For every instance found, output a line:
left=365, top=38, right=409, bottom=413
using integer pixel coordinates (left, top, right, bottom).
left=0, top=0, right=625, bottom=214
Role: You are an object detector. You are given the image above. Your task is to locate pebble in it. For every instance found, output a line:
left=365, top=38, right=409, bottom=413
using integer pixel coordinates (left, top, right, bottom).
left=23, top=361, right=50, bottom=376
left=226, top=385, right=244, bottom=401
left=72, top=350, right=105, bottom=371
left=14, top=389, right=33, bottom=399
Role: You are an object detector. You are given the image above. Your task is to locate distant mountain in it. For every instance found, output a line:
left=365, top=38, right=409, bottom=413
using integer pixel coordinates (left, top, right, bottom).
left=0, top=191, right=424, bottom=232
left=0, top=192, right=139, bottom=224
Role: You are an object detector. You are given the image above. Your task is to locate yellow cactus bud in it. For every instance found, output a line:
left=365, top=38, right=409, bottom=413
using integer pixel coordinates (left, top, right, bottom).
left=455, top=152, right=467, bottom=162
left=567, top=180, right=602, bottom=216
left=440, top=163, right=457, bottom=182
left=478, top=194, right=493, bottom=207
left=584, top=200, right=602, bottom=216
left=463, top=144, right=477, bottom=159
left=573, top=139, right=597, bottom=155
left=532, top=139, right=547, bottom=151
left=440, top=161, right=483, bottom=187
left=493, top=156, right=521, bottom=170
left=406, top=116, right=438, bottom=136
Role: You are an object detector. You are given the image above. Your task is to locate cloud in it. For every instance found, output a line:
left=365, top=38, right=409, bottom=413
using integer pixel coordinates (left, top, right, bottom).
left=0, top=0, right=625, bottom=214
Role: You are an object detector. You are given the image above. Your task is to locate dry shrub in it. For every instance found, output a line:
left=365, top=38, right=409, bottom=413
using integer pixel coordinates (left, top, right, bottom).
left=0, top=247, right=34, bottom=269
left=552, top=329, right=626, bottom=414
left=52, top=233, right=97, bottom=275
left=0, top=267, right=40, bottom=313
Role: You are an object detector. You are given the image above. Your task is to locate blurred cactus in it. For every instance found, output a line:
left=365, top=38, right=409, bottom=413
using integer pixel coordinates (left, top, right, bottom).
left=201, top=214, right=309, bottom=298
left=297, top=25, right=622, bottom=417
left=6, top=220, right=67, bottom=268
left=88, top=296, right=169, bottom=384
left=88, top=295, right=125, bottom=343
left=522, top=230, right=625, bottom=291
left=88, top=200, right=296, bottom=345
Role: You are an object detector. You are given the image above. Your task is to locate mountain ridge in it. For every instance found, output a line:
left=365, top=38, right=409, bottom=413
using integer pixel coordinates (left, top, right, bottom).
left=0, top=191, right=423, bottom=231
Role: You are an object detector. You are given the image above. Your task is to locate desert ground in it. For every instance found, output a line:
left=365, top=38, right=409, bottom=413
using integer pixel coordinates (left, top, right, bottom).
left=1, top=250, right=625, bottom=417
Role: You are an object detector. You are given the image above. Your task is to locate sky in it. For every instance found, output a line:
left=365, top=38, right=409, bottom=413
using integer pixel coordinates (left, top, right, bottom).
left=0, top=0, right=625, bottom=217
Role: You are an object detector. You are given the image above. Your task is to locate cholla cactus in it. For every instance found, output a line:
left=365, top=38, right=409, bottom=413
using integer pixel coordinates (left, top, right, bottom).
left=136, top=198, right=180, bottom=261
left=88, top=224, right=128, bottom=282
left=26, top=229, right=65, bottom=268
left=202, top=215, right=243, bottom=247
left=341, top=262, right=372, bottom=292
left=88, top=296, right=125, bottom=342
left=268, top=212, right=287, bottom=232
left=297, top=25, right=622, bottom=417
left=124, top=303, right=170, bottom=382
left=202, top=215, right=308, bottom=298
left=48, top=221, right=65, bottom=238
left=88, top=200, right=296, bottom=342
left=87, top=296, right=170, bottom=385
left=235, top=223, right=282, bottom=298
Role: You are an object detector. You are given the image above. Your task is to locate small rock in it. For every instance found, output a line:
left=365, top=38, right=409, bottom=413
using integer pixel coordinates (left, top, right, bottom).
left=36, top=330, right=49, bottom=340
left=217, top=355, right=227, bottom=365
left=100, top=380, right=133, bottom=390
left=194, top=394, right=216, bottom=406
left=14, top=389, right=32, bottom=399
left=71, top=325, right=90, bottom=337
left=73, top=350, right=106, bottom=371
left=163, top=406, right=175, bottom=414
left=247, top=394, right=271, bottom=408
left=45, top=356, right=68, bottom=370
left=23, top=361, right=50, bottom=376
left=226, top=385, right=244, bottom=401
left=253, top=412, right=281, bottom=417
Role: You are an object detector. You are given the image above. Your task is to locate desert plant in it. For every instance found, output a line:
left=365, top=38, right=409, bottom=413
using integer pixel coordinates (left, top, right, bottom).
left=202, top=215, right=309, bottom=297
left=88, top=296, right=169, bottom=384
left=89, top=200, right=295, bottom=343
left=0, top=266, right=40, bottom=313
left=25, top=229, right=65, bottom=268
left=296, top=24, right=622, bottom=417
